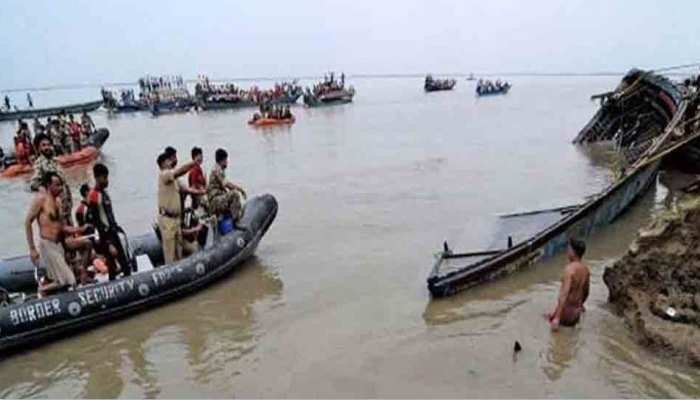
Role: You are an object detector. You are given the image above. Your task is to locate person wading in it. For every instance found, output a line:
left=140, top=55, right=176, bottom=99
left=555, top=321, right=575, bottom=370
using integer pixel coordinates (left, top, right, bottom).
left=547, top=238, right=590, bottom=330
left=157, top=152, right=197, bottom=264
left=30, top=134, right=73, bottom=226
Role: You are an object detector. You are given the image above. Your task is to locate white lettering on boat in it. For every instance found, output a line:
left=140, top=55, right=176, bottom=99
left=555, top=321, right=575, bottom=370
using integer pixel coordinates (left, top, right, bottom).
left=9, top=299, right=61, bottom=326
left=152, top=269, right=173, bottom=287
left=77, top=277, right=136, bottom=307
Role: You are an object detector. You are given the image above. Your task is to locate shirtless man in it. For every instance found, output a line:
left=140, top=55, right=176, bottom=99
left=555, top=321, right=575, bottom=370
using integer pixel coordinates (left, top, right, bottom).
left=547, top=238, right=590, bottom=330
left=26, top=172, right=93, bottom=293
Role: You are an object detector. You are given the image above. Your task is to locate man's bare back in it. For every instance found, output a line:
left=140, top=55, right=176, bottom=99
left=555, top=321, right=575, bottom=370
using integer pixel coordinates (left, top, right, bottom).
left=558, top=261, right=589, bottom=325
left=548, top=239, right=590, bottom=330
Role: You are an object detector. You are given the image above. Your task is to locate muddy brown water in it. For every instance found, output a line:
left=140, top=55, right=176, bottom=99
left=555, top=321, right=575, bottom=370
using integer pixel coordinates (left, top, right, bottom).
left=0, top=77, right=698, bottom=398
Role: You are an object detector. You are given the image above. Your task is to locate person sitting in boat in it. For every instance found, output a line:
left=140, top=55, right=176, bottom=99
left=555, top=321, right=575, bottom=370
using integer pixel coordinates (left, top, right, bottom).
left=14, top=122, right=34, bottom=165
left=181, top=206, right=205, bottom=257
left=67, top=114, right=82, bottom=152
left=88, top=163, right=133, bottom=280
left=207, top=148, right=247, bottom=228
left=33, top=117, right=45, bottom=136
left=80, top=111, right=94, bottom=137
left=283, top=105, right=292, bottom=119
left=547, top=238, right=590, bottom=330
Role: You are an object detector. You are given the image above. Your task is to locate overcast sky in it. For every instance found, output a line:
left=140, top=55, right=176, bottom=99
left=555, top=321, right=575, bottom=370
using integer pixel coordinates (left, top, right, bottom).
left=1, top=0, right=697, bottom=89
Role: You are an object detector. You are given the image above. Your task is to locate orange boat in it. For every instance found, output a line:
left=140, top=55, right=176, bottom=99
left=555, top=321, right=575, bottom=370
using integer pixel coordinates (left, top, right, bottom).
left=0, top=128, right=110, bottom=178
left=247, top=116, right=295, bottom=127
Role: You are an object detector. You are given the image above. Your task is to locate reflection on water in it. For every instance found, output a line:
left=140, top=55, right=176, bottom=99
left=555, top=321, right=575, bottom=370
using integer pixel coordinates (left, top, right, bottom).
left=541, top=325, right=582, bottom=382
left=0, top=259, right=282, bottom=398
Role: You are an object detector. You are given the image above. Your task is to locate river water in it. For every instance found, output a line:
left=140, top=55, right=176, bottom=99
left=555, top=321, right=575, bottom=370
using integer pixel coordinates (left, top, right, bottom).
left=0, top=77, right=698, bottom=398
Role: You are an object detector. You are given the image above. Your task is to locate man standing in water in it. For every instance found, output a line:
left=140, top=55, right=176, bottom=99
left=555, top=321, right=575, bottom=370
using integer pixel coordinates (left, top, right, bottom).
left=30, top=134, right=73, bottom=226
left=548, top=238, right=590, bottom=330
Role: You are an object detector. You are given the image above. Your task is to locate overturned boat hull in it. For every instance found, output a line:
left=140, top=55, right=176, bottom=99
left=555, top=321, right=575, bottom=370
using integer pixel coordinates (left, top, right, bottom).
left=0, top=194, right=278, bottom=353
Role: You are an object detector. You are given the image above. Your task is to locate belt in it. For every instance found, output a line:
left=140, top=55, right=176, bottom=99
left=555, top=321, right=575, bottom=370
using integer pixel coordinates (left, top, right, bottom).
left=159, top=208, right=181, bottom=219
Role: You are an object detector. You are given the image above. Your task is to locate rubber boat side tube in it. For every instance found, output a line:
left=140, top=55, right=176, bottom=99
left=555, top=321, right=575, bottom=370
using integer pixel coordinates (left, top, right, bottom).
left=0, top=194, right=278, bottom=353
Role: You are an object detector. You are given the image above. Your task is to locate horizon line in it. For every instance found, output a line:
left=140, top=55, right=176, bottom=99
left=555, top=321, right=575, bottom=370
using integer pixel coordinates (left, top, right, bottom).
left=2, top=70, right=692, bottom=93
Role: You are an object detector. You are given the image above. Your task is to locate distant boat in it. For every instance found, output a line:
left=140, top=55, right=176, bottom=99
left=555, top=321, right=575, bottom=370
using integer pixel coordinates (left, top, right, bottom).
left=466, top=73, right=476, bottom=81
left=0, top=100, right=103, bottom=122
left=303, top=73, right=354, bottom=107
left=424, top=75, right=456, bottom=92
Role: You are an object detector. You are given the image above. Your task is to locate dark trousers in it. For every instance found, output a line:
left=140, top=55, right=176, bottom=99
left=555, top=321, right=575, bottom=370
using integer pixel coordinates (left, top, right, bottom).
left=97, top=230, right=131, bottom=281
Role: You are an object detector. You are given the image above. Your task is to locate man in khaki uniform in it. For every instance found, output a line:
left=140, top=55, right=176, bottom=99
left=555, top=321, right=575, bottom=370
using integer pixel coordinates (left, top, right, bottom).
left=207, top=148, right=247, bottom=223
left=157, top=152, right=197, bottom=264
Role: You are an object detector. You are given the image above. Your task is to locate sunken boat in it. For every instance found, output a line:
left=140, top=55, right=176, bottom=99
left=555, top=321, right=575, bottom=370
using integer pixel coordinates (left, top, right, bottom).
left=0, top=194, right=277, bottom=353
left=101, top=89, right=148, bottom=113
left=428, top=69, right=691, bottom=297
left=0, top=100, right=103, bottom=122
left=573, top=68, right=700, bottom=169
left=424, top=75, right=457, bottom=92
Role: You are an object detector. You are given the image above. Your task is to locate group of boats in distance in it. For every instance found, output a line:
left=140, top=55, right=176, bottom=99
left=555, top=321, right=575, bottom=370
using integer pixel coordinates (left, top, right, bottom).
left=424, top=74, right=512, bottom=96
left=100, top=72, right=356, bottom=116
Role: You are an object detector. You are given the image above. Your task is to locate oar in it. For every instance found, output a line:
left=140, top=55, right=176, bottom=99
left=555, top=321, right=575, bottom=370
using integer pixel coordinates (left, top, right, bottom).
left=498, top=204, right=580, bottom=219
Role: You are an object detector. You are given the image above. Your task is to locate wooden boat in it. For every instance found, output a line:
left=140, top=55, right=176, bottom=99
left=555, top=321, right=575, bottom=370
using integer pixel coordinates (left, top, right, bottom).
left=198, top=97, right=256, bottom=111
left=428, top=71, right=690, bottom=297
left=149, top=99, right=194, bottom=116
left=427, top=160, right=659, bottom=297
left=424, top=76, right=457, bottom=92
left=573, top=69, right=699, bottom=169
left=0, top=194, right=277, bottom=353
left=303, top=88, right=355, bottom=107
left=0, top=128, right=110, bottom=178
left=266, top=90, right=303, bottom=105
left=0, top=100, right=103, bottom=122
left=476, top=84, right=511, bottom=96
left=248, top=117, right=295, bottom=127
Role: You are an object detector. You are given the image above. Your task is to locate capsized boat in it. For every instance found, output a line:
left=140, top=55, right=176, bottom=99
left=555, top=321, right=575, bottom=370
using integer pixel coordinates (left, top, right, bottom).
left=0, top=194, right=277, bottom=353
left=428, top=70, right=691, bottom=297
left=0, top=128, right=110, bottom=178
left=0, top=100, right=103, bottom=122
left=248, top=117, right=295, bottom=127
left=573, top=69, right=698, bottom=169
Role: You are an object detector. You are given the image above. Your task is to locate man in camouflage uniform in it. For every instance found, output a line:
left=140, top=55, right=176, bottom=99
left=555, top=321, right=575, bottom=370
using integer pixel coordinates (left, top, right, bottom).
left=30, top=133, right=73, bottom=226
left=207, top=148, right=247, bottom=222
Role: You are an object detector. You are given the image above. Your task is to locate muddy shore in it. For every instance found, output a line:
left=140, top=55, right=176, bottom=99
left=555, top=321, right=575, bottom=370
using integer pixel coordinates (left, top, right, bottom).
left=604, top=194, right=700, bottom=365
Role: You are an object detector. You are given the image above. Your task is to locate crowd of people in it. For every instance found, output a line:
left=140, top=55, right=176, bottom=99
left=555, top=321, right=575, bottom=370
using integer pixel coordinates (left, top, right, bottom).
left=195, top=76, right=302, bottom=104
left=23, top=140, right=248, bottom=296
left=251, top=104, right=293, bottom=121
left=476, top=79, right=511, bottom=95
left=306, top=72, right=347, bottom=98
left=7, top=111, right=96, bottom=167
left=138, top=75, right=191, bottom=105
